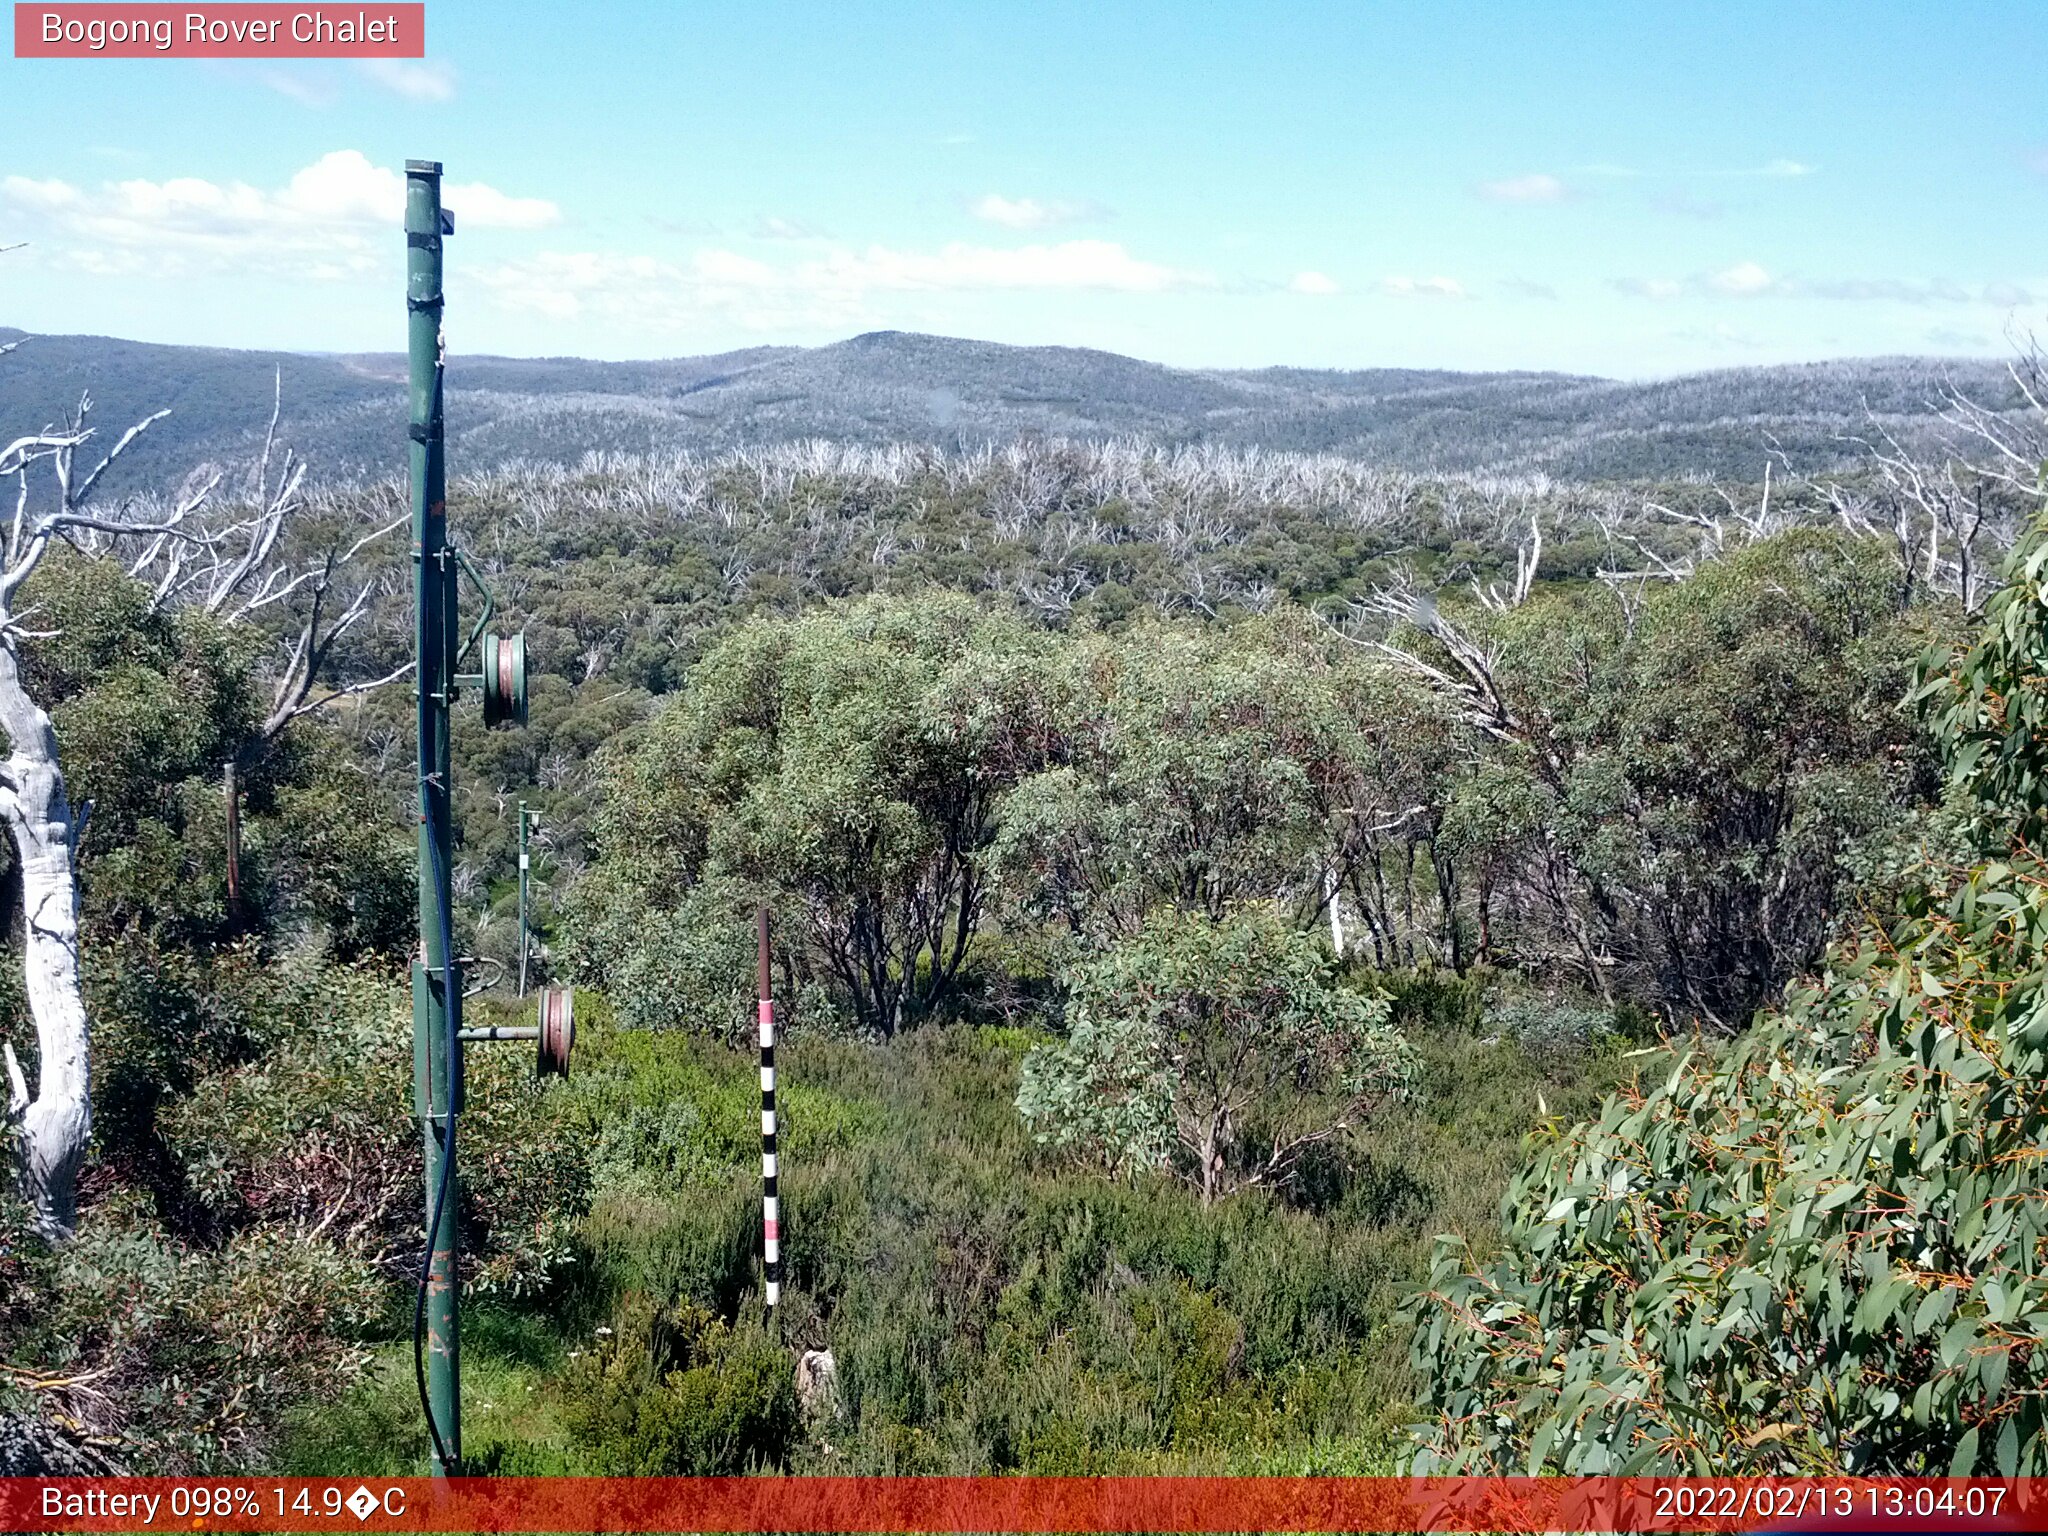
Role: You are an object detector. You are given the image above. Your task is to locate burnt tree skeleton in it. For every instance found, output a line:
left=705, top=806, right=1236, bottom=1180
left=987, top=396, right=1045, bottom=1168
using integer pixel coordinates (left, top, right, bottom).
left=118, top=373, right=412, bottom=911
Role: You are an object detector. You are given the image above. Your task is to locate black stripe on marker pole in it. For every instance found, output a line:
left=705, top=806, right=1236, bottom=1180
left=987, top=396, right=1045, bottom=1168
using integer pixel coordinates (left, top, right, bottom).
left=758, top=906, right=779, bottom=1312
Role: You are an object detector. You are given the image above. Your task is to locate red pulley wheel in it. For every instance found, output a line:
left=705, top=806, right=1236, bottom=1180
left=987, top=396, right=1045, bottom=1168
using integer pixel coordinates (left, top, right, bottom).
left=537, top=985, right=573, bottom=1078
left=481, top=631, right=528, bottom=729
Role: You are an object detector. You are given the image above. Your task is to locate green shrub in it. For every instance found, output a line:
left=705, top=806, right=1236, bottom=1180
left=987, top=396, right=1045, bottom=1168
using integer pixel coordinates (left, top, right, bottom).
left=0, top=1187, right=384, bottom=1472
left=560, top=1293, right=798, bottom=1474
left=1368, top=964, right=1489, bottom=1036
left=1486, top=995, right=1617, bottom=1065
left=1019, top=906, right=1413, bottom=1204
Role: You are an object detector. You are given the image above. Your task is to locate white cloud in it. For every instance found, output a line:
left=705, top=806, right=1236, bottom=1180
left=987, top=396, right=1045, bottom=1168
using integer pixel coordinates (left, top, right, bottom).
left=1381, top=275, right=1465, bottom=299
left=754, top=216, right=826, bottom=240
left=1611, top=276, right=1684, bottom=300
left=0, top=151, right=557, bottom=276
left=1610, top=265, right=1776, bottom=299
left=477, top=238, right=1209, bottom=332
left=1806, top=277, right=2034, bottom=306
left=1477, top=173, right=1568, bottom=204
left=838, top=240, right=1196, bottom=292
left=355, top=59, right=457, bottom=102
left=1757, top=158, right=1816, bottom=177
left=1288, top=270, right=1340, bottom=295
left=1708, top=260, right=1777, bottom=295
left=1500, top=277, right=1558, bottom=300
left=969, top=194, right=1103, bottom=230
left=1808, top=277, right=1958, bottom=304
left=1612, top=266, right=2032, bottom=305
left=443, top=180, right=558, bottom=231
left=252, top=67, right=336, bottom=107
left=1927, top=326, right=1993, bottom=350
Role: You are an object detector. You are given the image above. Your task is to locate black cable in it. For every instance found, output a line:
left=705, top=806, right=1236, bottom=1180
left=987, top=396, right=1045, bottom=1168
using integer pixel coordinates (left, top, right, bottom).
left=412, top=802, right=460, bottom=1474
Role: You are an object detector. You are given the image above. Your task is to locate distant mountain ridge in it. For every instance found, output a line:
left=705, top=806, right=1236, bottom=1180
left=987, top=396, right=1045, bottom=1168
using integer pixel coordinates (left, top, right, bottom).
left=0, top=325, right=2025, bottom=494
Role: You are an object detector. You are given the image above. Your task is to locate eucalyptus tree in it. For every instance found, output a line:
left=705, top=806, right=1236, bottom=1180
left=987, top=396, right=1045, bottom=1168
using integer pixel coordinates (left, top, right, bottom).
left=1017, top=904, right=1413, bottom=1205
left=1410, top=504, right=2048, bottom=1476
left=1354, top=528, right=1932, bottom=1025
left=114, top=378, right=410, bottom=914
left=993, top=610, right=1429, bottom=944
left=572, top=592, right=1066, bottom=1037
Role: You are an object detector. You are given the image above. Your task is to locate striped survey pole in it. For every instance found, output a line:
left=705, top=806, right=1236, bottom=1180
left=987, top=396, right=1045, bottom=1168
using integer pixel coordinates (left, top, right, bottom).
left=758, top=905, right=780, bottom=1313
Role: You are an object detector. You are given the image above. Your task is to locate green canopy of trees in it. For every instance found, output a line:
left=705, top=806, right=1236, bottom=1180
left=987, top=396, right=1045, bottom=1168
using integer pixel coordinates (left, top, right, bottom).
left=573, top=528, right=1936, bottom=1040
left=1408, top=507, right=2048, bottom=1476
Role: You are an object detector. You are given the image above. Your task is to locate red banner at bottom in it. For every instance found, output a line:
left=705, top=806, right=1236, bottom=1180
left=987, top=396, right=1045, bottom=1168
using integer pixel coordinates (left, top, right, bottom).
left=4, top=1477, right=2040, bottom=1534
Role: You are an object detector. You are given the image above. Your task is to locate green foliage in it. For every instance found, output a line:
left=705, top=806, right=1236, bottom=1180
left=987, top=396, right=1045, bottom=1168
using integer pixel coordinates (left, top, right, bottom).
left=0, top=551, right=582, bottom=1467
left=2, top=960, right=591, bottom=1469
left=614, top=1019, right=1567, bottom=1473
left=1486, top=995, right=1624, bottom=1066
left=1020, top=907, right=1413, bottom=1204
left=561, top=868, right=755, bottom=1040
left=0, top=549, right=411, bottom=962
left=1465, top=529, right=1933, bottom=1025
left=285, top=993, right=1622, bottom=1477
left=7, top=1193, right=387, bottom=1471
left=1409, top=506, right=2048, bottom=1476
left=0, top=414, right=1988, bottom=1479
left=560, top=1293, right=799, bottom=1474
left=568, top=592, right=1064, bottom=1036
left=1914, top=520, right=2048, bottom=848
left=996, top=612, right=1450, bottom=940
left=1016, top=1001, right=1174, bottom=1181
left=578, top=538, right=1937, bottom=1056
left=262, top=759, right=415, bottom=960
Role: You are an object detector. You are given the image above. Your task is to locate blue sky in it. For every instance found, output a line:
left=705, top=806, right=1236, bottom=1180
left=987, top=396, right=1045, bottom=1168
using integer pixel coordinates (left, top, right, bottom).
left=2, top=1, right=2045, bottom=375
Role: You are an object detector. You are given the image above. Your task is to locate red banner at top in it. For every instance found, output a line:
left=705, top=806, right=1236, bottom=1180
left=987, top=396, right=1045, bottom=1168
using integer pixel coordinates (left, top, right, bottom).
left=13, top=4, right=424, bottom=57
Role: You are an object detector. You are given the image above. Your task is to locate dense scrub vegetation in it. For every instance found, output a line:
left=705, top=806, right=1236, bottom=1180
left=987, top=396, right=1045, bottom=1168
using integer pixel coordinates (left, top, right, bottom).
left=0, top=553, right=571, bottom=1468
left=2, top=393, right=2039, bottom=1480
left=286, top=988, right=1631, bottom=1476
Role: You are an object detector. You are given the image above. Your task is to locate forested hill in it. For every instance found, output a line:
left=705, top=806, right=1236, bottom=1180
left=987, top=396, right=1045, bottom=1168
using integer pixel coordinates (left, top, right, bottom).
left=0, top=324, right=2028, bottom=492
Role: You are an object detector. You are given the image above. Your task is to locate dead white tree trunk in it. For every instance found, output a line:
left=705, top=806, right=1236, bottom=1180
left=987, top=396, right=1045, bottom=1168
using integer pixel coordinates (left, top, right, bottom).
left=0, top=637, right=88, bottom=1236
left=0, top=392, right=214, bottom=1238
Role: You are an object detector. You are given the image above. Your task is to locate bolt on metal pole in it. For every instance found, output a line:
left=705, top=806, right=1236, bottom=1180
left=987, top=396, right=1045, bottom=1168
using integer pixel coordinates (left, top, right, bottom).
left=406, top=157, right=461, bottom=1478
left=517, top=799, right=530, bottom=998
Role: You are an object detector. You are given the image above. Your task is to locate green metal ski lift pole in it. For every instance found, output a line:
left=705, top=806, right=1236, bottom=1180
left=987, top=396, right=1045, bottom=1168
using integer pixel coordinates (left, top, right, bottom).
left=405, top=159, right=570, bottom=1478
left=406, top=157, right=461, bottom=1479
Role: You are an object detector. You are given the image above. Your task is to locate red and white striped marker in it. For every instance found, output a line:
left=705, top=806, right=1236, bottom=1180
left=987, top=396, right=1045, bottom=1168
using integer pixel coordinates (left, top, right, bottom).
left=758, top=906, right=779, bottom=1311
